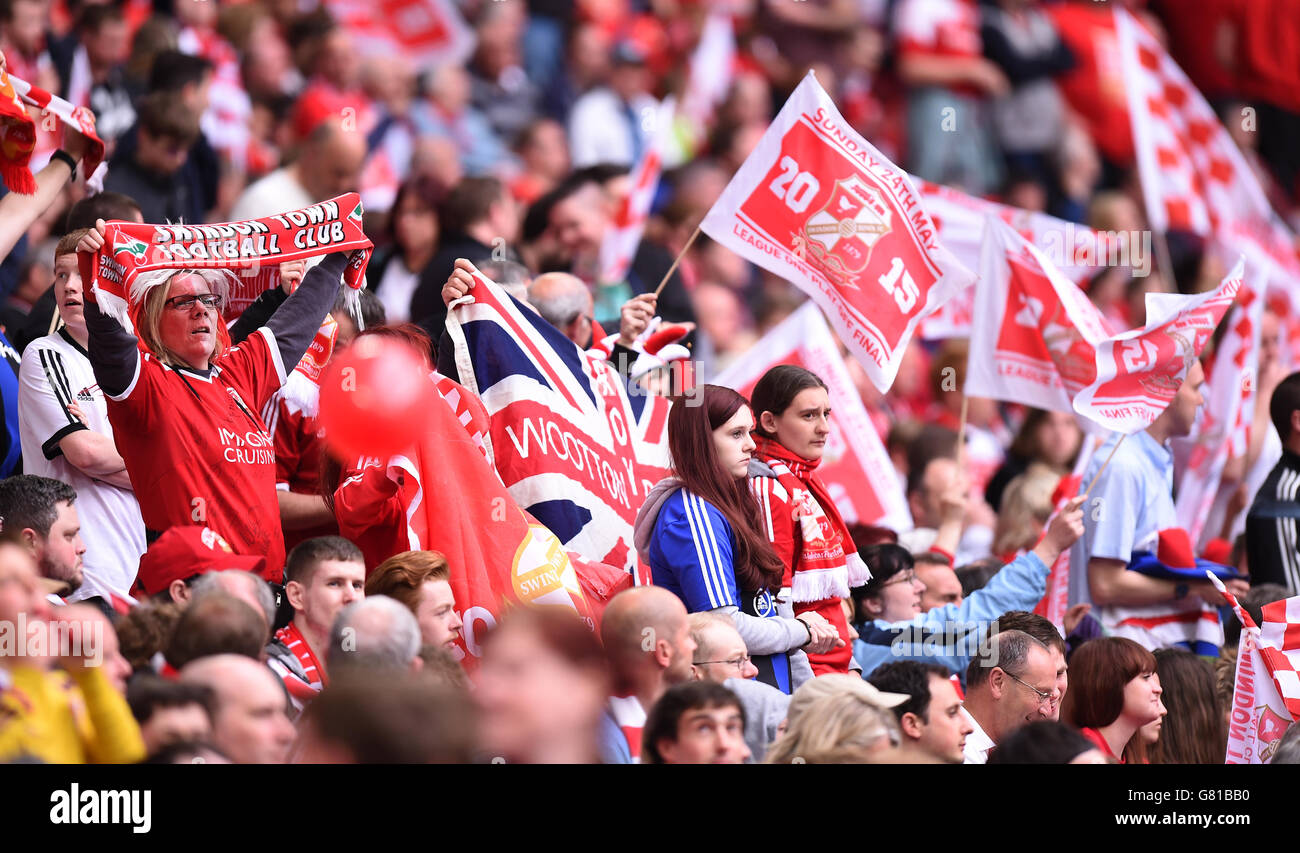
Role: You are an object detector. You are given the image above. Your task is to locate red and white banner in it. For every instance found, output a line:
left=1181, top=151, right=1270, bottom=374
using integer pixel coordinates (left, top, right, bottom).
left=1213, top=578, right=1300, bottom=764
left=915, top=179, right=1108, bottom=339
left=967, top=217, right=1112, bottom=415
left=680, top=13, right=736, bottom=128
left=390, top=378, right=598, bottom=669
left=1175, top=279, right=1265, bottom=545
left=324, top=0, right=474, bottom=68
left=1116, top=7, right=1300, bottom=292
left=1077, top=262, right=1241, bottom=434
left=600, top=98, right=674, bottom=284
left=700, top=72, right=975, bottom=393
left=970, top=218, right=1241, bottom=433
left=714, top=302, right=911, bottom=532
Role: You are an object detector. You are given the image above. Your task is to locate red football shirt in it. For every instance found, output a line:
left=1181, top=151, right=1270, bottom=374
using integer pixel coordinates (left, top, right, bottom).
left=265, top=393, right=338, bottom=552
left=106, top=327, right=288, bottom=582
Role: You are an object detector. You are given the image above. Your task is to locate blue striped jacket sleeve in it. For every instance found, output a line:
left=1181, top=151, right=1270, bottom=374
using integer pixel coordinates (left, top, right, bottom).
left=656, top=490, right=739, bottom=611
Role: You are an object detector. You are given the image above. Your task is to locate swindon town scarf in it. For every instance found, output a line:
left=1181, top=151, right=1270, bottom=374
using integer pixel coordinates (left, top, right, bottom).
left=753, top=435, right=871, bottom=603
left=78, top=192, right=373, bottom=325
left=0, top=65, right=104, bottom=193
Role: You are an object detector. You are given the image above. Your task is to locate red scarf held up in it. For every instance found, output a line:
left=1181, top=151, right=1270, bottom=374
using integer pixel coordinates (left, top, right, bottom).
left=752, top=435, right=871, bottom=603
left=78, top=193, right=374, bottom=325
left=0, top=65, right=104, bottom=193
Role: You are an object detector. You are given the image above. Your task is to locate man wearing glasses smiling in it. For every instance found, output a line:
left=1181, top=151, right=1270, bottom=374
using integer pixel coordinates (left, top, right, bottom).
left=960, top=629, right=1060, bottom=764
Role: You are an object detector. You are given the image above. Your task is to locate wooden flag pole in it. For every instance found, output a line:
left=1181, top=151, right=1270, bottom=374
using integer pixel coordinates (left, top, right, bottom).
left=654, top=225, right=702, bottom=297
left=1082, top=433, right=1127, bottom=500
left=955, top=395, right=969, bottom=472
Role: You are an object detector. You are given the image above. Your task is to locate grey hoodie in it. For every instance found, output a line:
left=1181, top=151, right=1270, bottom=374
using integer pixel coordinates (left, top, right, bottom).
left=634, top=477, right=814, bottom=690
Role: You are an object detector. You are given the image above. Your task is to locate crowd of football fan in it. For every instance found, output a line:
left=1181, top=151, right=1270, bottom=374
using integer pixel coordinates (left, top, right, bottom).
left=2, top=0, right=1300, bottom=764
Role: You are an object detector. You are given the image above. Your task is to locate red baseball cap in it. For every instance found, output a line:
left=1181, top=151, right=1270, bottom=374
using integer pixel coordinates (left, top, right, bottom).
left=135, top=526, right=267, bottom=597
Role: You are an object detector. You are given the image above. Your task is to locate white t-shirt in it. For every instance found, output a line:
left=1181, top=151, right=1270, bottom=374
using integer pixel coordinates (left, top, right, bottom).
left=18, top=330, right=146, bottom=602
left=229, top=168, right=315, bottom=223
left=962, top=708, right=994, bottom=764
left=375, top=257, right=420, bottom=324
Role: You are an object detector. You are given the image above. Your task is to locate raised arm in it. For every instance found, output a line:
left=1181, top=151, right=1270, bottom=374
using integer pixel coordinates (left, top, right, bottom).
left=265, top=253, right=347, bottom=370
left=0, top=119, right=89, bottom=262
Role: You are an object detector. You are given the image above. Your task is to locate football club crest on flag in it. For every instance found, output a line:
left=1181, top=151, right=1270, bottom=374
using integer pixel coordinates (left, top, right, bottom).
left=700, top=71, right=975, bottom=393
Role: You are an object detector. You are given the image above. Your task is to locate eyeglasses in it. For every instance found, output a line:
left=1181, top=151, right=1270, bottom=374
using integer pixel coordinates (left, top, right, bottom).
left=881, top=570, right=918, bottom=588
left=1001, top=668, right=1056, bottom=706
left=164, top=293, right=223, bottom=311
left=694, top=655, right=751, bottom=673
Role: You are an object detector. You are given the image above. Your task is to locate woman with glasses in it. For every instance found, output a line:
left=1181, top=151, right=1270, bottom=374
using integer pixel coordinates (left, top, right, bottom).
left=1061, top=637, right=1165, bottom=764
left=849, top=495, right=1086, bottom=681
left=77, top=218, right=349, bottom=584
left=634, top=384, right=842, bottom=695
left=748, top=365, right=861, bottom=675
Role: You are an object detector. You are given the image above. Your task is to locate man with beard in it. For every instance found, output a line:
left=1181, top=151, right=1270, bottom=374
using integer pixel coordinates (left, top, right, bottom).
left=0, top=476, right=85, bottom=604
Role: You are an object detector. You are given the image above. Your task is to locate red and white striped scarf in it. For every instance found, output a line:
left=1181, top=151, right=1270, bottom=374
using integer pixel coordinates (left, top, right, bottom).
left=607, top=694, right=645, bottom=763
left=753, top=436, right=871, bottom=603
left=275, top=622, right=326, bottom=692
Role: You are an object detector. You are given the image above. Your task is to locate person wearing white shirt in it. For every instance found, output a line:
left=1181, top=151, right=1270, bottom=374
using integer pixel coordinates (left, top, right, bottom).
left=568, top=41, right=658, bottom=169
left=960, top=630, right=1058, bottom=763
left=17, top=233, right=145, bottom=605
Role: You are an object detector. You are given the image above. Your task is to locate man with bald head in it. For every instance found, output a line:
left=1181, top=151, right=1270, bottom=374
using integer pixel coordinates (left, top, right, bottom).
left=230, top=116, right=366, bottom=220
left=598, top=585, right=696, bottom=763
left=180, top=654, right=296, bottom=764
left=190, top=569, right=276, bottom=640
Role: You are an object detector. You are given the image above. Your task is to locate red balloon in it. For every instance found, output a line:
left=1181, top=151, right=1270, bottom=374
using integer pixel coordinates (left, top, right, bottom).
left=318, top=336, right=433, bottom=458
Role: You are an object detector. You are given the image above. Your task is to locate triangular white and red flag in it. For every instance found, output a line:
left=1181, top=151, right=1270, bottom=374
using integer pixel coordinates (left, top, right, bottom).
left=1078, top=265, right=1241, bottom=434
left=1116, top=7, right=1300, bottom=292
left=915, top=178, right=1113, bottom=340
left=700, top=72, right=975, bottom=393
left=714, top=302, right=911, bottom=533
left=599, top=97, right=675, bottom=285
left=969, top=217, right=1242, bottom=434
left=966, top=217, right=1113, bottom=415
left=1174, top=276, right=1266, bottom=546
left=1210, top=575, right=1300, bottom=764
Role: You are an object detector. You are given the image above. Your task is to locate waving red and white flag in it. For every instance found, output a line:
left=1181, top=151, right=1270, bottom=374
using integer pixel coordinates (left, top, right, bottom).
left=324, top=0, right=474, bottom=67
left=700, top=72, right=975, bottom=392
left=1077, top=262, right=1242, bottom=434
left=966, top=217, right=1112, bottom=415
left=1211, top=576, right=1300, bottom=764
left=915, top=179, right=1110, bottom=339
left=680, top=13, right=735, bottom=128
left=970, top=218, right=1241, bottom=433
left=714, top=302, right=911, bottom=532
left=600, top=98, right=674, bottom=284
left=1175, top=278, right=1265, bottom=545
left=1116, top=7, right=1300, bottom=290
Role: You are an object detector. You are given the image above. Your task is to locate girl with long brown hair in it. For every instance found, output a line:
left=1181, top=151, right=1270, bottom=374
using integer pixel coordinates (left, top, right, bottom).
left=633, top=384, right=840, bottom=695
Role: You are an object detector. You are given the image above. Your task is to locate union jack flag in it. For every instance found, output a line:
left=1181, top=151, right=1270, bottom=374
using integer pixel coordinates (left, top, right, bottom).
left=447, top=265, right=672, bottom=582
